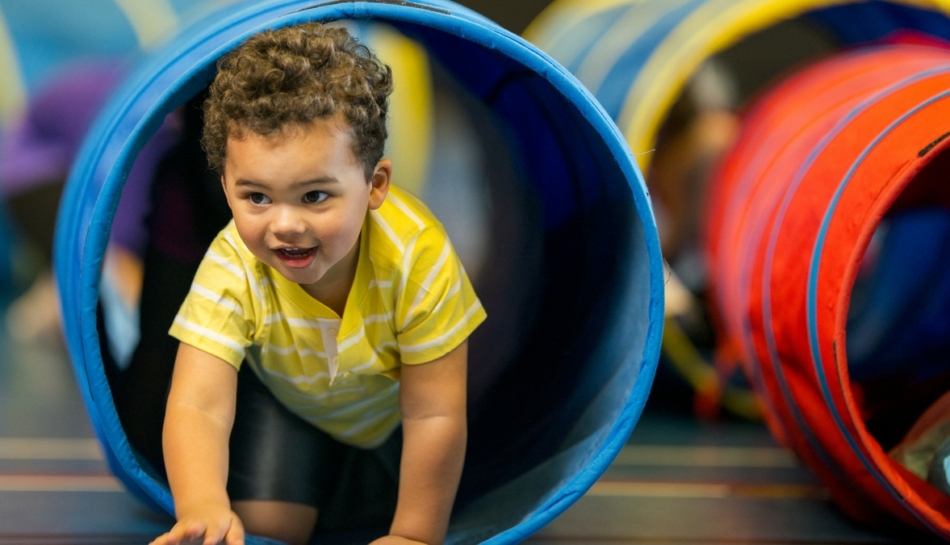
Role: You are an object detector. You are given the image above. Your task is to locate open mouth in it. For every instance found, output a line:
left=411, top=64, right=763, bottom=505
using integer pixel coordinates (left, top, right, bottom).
left=275, top=246, right=317, bottom=267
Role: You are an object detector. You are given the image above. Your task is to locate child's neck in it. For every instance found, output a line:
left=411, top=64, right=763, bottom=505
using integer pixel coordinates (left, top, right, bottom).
left=308, top=284, right=349, bottom=317
left=300, top=237, right=360, bottom=317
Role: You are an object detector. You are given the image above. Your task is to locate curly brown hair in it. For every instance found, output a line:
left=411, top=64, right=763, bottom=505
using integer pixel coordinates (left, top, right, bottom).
left=202, top=22, right=393, bottom=178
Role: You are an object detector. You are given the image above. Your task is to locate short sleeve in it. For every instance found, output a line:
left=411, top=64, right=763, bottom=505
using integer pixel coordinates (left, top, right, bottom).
left=168, top=226, right=259, bottom=369
left=394, top=225, right=487, bottom=365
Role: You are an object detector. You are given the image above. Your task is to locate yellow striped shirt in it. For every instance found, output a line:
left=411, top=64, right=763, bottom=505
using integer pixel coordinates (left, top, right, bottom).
left=169, top=186, right=486, bottom=448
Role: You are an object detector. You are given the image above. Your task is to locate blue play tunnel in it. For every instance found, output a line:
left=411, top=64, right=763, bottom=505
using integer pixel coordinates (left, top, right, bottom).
left=53, top=1, right=664, bottom=543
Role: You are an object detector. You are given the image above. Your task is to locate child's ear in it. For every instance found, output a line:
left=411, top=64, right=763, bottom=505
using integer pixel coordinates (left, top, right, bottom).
left=368, top=159, right=391, bottom=210
left=220, top=174, right=233, bottom=208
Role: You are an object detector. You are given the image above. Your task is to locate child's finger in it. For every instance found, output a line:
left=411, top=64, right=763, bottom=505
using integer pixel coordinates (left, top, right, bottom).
left=186, top=521, right=208, bottom=538
left=202, top=522, right=227, bottom=545
left=148, top=532, right=171, bottom=545
left=224, top=521, right=245, bottom=545
left=153, top=524, right=192, bottom=545
left=164, top=520, right=205, bottom=544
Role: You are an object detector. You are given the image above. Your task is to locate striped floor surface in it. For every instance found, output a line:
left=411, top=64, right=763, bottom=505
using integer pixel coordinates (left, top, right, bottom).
left=0, top=327, right=921, bottom=544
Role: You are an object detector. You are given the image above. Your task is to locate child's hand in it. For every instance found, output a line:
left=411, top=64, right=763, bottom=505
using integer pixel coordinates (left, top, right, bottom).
left=369, top=536, right=428, bottom=545
left=150, top=505, right=244, bottom=545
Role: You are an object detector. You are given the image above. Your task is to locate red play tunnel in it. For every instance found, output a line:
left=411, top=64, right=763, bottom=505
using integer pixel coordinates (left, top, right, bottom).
left=705, top=44, right=950, bottom=536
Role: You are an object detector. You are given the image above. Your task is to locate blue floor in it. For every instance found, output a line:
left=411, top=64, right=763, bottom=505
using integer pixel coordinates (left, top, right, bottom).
left=0, top=322, right=921, bottom=544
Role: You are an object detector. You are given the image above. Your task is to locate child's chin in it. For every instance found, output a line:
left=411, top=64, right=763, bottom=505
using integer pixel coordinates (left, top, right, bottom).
left=284, top=267, right=322, bottom=283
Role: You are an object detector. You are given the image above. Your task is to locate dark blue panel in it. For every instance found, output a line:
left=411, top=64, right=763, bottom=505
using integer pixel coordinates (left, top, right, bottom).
left=809, top=1, right=950, bottom=45
left=847, top=208, right=950, bottom=382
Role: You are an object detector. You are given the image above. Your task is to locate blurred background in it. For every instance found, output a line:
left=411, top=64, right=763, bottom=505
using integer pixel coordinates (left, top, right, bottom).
left=4, top=0, right=950, bottom=543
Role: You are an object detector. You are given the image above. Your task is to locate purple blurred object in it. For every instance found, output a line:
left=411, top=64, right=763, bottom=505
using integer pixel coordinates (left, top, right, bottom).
left=0, top=59, right=179, bottom=256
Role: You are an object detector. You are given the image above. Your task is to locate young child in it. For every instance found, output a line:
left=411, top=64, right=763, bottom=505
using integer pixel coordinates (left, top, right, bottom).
left=150, top=22, right=486, bottom=545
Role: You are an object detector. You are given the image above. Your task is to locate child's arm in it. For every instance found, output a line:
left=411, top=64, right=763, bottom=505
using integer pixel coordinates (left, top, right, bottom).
left=150, top=343, right=244, bottom=545
left=376, top=340, right=469, bottom=545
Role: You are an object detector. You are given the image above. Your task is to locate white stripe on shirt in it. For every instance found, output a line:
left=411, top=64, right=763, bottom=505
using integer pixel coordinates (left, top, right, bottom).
left=403, top=239, right=451, bottom=330
left=363, top=312, right=393, bottom=324
left=189, top=282, right=244, bottom=316
left=386, top=192, right=426, bottom=230
left=425, top=278, right=462, bottom=321
left=224, top=230, right=266, bottom=306
left=396, top=235, right=418, bottom=304
left=286, top=317, right=323, bottom=329
left=173, top=315, right=246, bottom=354
left=371, top=210, right=406, bottom=253
left=375, top=340, right=398, bottom=352
left=207, top=249, right=245, bottom=279
left=338, top=327, right=366, bottom=352
left=322, top=382, right=399, bottom=419
left=349, top=352, right=381, bottom=374
left=263, top=344, right=324, bottom=359
left=308, top=385, right=368, bottom=402
left=399, top=301, right=483, bottom=354
left=260, top=365, right=331, bottom=385
left=335, top=403, right=399, bottom=438
left=368, top=279, right=392, bottom=290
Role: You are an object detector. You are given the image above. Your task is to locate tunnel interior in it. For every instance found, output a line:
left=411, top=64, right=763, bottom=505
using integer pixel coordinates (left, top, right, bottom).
left=846, top=147, right=950, bottom=452
left=63, top=6, right=660, bottom=543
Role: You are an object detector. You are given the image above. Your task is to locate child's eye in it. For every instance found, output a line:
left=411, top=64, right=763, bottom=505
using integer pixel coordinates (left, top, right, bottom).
left=303, top=191, right=329, bottom=204
left=248, top=192, right=271, bottom=205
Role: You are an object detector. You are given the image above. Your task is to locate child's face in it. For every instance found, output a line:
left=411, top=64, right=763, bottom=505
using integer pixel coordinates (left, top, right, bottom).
left=221, top=114, right=390, bottom=299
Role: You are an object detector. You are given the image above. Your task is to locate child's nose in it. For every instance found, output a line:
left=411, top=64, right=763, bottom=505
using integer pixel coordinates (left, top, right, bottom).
left=270, top=205, right=307, bottom=236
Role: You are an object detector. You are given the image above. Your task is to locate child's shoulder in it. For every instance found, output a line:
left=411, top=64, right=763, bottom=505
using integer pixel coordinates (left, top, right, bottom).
left=203, top=219, right=266, bottom=276
left=379, top=185, right=438, bottom=221
left=190, top=220, right=271, bottom=306
left=367, top=185, right=450, bottom=269
left=208, top=219, right=252, bottom=257
left=371, top=185, right=446, bottom=244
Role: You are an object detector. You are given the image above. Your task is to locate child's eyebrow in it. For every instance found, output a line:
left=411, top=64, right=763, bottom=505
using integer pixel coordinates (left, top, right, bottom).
left=234, top=177, right=340, bottom=189
left=296, top=177, right=340, bottom=187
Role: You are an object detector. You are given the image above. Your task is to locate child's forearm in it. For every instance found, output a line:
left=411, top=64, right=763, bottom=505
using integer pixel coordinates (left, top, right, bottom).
left=163, top=343, right=239, bottom=517
left=389, top=413, right=466, bottom=545
left=163, top=401, right=233, bottom=514
left=152, top=400, right=243, bottom=545
left=384, top=341, right=469, bottom=545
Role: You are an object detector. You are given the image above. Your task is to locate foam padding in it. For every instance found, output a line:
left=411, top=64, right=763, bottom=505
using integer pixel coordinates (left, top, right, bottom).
left=53, top=1, right=664, bottom=543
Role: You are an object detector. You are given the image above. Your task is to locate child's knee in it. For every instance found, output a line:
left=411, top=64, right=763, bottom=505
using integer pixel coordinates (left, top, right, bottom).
left=232, top=499, right=317, bottom=545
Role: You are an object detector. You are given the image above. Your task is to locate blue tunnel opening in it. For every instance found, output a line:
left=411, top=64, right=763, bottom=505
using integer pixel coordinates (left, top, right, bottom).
left=54, top=1, right=664, bottom=543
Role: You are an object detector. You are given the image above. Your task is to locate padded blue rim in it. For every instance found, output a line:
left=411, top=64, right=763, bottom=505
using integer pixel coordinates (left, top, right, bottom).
left=53, top=1, right=664, bottom=542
